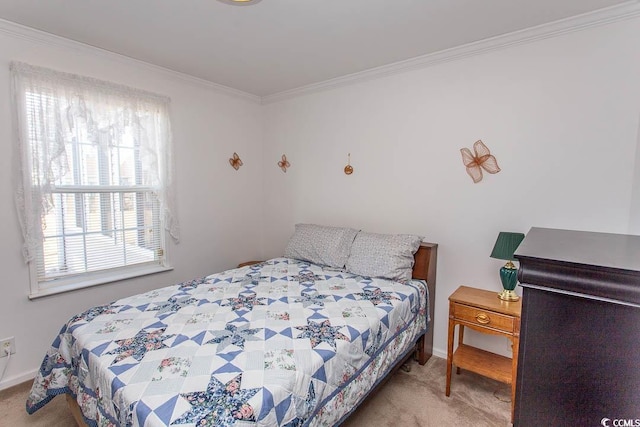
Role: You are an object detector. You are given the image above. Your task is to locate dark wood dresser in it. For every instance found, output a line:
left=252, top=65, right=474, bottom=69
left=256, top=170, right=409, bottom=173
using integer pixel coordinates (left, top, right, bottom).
left=513, top=227, right=640, bottom=426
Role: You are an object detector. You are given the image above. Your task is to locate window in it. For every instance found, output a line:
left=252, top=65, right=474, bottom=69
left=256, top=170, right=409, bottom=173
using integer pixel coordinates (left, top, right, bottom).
left=12, top=63, right=179, bottom=298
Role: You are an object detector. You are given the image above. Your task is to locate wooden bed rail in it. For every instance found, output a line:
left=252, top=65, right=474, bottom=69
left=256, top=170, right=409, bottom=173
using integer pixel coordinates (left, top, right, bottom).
left=412, top=242, right=438, bottom=365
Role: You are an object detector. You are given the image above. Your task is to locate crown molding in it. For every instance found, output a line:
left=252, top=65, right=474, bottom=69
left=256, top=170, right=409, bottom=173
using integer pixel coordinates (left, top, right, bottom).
left=261, top=1, right=640, bottom=105
left=0, top=18, right=261, bottom=104
left=1, top=1, right=638, bottom=106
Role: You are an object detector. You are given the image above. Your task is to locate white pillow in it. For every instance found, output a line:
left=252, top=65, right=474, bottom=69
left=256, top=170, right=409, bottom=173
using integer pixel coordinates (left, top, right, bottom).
left=284, top=223, right=359, bottom=269
left=346, top=231, right=423, bottom=281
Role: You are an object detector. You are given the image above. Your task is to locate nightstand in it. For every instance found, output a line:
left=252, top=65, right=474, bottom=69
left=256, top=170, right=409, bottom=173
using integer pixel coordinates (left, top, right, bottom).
left=445, top=285, right=521, bottom=422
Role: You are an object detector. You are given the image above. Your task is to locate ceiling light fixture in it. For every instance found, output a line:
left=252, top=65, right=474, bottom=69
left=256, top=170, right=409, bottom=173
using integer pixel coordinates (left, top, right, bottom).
left=217, top=0, right=262, bottom=5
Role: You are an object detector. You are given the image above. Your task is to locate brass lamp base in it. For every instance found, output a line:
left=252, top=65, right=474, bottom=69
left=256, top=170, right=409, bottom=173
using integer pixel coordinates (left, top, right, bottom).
left=498, top=289, right=520, bottom=302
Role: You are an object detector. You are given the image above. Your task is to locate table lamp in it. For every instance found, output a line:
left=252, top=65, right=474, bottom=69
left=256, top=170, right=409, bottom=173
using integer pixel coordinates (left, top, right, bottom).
left=490, top=231, right=525, bottom=301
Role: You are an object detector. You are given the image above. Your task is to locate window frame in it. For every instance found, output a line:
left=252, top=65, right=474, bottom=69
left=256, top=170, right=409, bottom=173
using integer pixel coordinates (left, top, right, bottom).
left=28, top=185, right=172, bottom=300
left=12, top=62, right=177, bottom=299
left=28, top=259, right=173, bottom=299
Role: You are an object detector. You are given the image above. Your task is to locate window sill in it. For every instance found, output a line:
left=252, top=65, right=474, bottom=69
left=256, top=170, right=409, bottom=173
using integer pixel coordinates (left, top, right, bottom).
left=28, top=264, right=174, bottom=300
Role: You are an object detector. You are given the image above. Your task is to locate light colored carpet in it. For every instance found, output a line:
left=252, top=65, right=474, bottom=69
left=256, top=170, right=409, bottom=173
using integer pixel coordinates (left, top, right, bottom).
left=0, top=356, right=511, bottom=426
left=343, top=357, right=511, bottom=427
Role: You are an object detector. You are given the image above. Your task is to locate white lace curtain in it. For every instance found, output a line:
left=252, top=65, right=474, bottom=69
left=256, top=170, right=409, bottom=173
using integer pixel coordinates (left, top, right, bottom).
left=11, top=62, right=179, bottom=263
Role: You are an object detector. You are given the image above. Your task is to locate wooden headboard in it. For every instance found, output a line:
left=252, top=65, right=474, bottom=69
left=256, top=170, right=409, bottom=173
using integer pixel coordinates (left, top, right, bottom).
left=412, top=242, right=438, bottom=363
left=412, top=242, right=437, bottom=282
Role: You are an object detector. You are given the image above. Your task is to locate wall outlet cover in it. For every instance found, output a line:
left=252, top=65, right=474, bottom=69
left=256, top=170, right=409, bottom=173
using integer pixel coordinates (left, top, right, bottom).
left=0, top=337, right=16, bottom=357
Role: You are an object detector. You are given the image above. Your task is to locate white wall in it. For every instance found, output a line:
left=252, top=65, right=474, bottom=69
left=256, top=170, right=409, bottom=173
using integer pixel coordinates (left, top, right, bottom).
left=261, top=17, right=640, bottom=358
left=1, top=14, right=639, bottom=391
left=0, top=25, right=264, bottom=388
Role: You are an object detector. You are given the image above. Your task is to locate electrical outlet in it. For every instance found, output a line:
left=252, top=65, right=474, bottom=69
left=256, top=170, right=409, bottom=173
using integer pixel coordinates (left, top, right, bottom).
left=0, top=337, right=15, bottom=357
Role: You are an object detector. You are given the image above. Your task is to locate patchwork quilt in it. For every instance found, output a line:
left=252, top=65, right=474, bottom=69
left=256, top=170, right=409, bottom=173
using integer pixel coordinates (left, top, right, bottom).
left=27, top=258, right=429, bottom=427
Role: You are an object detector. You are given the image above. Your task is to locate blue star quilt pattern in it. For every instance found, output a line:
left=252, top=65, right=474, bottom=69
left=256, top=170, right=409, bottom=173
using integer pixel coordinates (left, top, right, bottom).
left=27, top=258, right=429, bottom=427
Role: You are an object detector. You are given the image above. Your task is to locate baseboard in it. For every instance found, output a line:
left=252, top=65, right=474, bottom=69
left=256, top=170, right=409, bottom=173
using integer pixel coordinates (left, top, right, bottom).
left=0, top=368, right=37, bottom=391
left=432, top=346, right=446, bottom=360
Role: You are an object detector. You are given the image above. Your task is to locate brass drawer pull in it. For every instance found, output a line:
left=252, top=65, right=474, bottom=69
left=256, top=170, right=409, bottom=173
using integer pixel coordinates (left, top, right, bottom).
left=475, top=313, right=491, bottom=324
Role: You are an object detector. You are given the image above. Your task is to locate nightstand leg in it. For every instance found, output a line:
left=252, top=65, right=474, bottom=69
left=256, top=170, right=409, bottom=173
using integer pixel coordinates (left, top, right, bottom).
left=446, top=317, right=455, bottom=396
left=456, top=324, right=464, bottom=375
left=510, top=336, right=519, bottom=423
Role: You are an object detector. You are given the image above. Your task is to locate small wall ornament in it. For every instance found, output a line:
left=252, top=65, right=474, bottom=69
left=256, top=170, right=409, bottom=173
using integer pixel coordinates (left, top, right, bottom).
left=344, top=153, right=353, bottom=175
left=277, top=154, right=290, bottom=173
left=460, top=140, right=500, bottom=183
left=229, top=152, right=243, bottom=170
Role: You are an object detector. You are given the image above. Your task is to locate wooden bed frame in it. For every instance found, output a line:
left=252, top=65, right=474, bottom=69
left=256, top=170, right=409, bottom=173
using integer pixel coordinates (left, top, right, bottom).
left=66, top=242, right=438, bottom=426
left=411, top=242, right=438, bottom=365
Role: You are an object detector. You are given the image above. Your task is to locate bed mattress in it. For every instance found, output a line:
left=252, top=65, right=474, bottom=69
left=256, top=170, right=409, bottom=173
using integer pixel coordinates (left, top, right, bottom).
left=27, top=258, right=429, bottom=427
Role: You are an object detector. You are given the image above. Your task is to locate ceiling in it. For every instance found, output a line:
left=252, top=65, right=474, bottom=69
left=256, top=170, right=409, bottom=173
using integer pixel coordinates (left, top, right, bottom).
left=0, top=0, right=635, bottom=97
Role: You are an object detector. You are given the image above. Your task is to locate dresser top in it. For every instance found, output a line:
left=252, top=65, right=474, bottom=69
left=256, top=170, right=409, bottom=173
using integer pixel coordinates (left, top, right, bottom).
left=515, top=227, right=640, bottom=305
left=515, top=227, right=640, bottom=272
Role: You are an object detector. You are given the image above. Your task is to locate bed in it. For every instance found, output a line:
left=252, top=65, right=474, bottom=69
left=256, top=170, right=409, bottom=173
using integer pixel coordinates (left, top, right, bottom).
left=26, top=226, right=438, bottom=427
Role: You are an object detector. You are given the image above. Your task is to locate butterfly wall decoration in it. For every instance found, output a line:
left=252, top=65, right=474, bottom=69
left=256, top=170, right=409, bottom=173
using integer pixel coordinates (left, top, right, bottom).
left=460, top=140, right=501, bottom=183
left=278, top=154, right=290, bottom=173
left=229, top=152, right=243, bottom=170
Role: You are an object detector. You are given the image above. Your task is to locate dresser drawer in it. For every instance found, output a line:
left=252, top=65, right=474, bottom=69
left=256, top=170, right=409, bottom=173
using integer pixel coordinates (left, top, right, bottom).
left=452, top=302, right=514, bottom=333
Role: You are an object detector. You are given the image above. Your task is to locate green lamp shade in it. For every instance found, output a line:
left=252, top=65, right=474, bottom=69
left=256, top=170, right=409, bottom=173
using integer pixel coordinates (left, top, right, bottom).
left=490, top=232, right=525, bottom=261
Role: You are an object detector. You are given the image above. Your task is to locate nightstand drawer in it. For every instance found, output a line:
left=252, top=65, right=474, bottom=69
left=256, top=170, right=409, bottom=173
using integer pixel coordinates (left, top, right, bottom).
left=452, top=303, right=514, bottom=333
